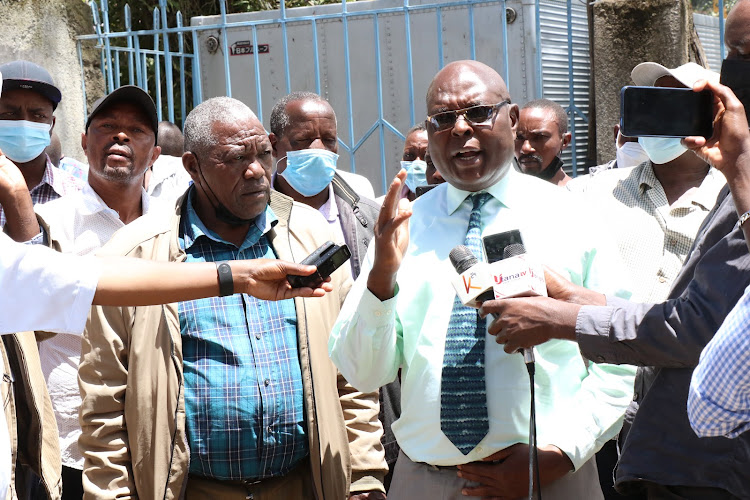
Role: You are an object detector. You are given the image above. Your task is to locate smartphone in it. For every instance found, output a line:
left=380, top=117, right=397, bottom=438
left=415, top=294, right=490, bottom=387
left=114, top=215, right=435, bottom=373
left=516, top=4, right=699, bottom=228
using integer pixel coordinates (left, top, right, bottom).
left=620, top=86, right=713, bottom=138
left=415, top=185, right=437, bottom=198
left=288, top=241, right=351, bottom=288
left=482, top=230, right=525, bottom=263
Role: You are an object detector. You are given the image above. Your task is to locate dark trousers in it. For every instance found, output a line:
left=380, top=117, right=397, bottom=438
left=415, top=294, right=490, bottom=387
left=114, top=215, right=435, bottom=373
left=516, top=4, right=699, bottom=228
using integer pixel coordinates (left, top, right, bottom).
left=62, top=466, right=83, bottom=500
left=645, top=483, right=739, bottom=500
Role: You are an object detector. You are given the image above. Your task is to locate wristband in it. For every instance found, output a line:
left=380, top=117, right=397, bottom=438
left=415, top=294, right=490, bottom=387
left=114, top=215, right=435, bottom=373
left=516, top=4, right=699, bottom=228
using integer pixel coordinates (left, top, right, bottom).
left=216, top=261, right=234, bottom=297
left=738, top=210, right=750, bottom=230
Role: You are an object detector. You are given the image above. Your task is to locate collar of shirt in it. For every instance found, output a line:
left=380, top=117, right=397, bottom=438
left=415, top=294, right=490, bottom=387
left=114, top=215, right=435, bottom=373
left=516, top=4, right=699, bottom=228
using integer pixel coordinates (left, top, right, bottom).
left=318, top=182, right=338, bottom=223
left=30, top=156, right=80, bottom=197
left=445, top=162, right=516, bottom=215
left=638, top=161, right=725, bottom=211
left=181, top=186, right=277, bottom=252
left=75, top=181, right=152, bottom=219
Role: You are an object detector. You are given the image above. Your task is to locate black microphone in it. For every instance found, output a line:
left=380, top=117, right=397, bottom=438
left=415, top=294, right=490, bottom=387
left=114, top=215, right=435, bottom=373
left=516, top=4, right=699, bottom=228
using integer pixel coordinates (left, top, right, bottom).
left=484, top=236, right=537, bottom=365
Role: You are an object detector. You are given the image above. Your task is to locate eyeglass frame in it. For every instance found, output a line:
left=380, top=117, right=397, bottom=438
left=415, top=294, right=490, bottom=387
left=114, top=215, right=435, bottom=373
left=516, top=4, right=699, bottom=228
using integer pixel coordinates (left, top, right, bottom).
left=425, top=100, right=512, bottom=132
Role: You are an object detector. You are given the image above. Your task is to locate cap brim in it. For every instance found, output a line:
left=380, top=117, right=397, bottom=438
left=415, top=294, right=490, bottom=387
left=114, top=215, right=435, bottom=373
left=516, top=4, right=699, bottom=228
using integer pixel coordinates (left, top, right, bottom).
left=2, top=79, right=62, bottom=106
left=631, top=62, right=672, bottom=87
left=86, top=86, right=158, bottom=143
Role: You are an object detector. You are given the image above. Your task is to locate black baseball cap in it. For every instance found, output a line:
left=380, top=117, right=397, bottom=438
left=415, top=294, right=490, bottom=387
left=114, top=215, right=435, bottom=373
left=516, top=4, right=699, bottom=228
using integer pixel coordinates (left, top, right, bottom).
left=0, top=60, right=62, bottom=109
left=86, top=85, right=159, bottom=144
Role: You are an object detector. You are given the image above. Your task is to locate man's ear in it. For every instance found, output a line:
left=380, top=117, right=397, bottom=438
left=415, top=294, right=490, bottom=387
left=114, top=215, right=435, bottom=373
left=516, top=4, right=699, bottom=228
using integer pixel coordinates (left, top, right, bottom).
left=81, top=132, right=87, bottom=154
left=269, top=133, right=279, bottom=157
left=149, top=145, right=162, bottom=168
left=561, top=131, right=572, bottom=151
left=508, top=103, right=520, bottom=136
left=182, top=151, right=200, bottom=183
left=49, top=116, right=56, bottom=135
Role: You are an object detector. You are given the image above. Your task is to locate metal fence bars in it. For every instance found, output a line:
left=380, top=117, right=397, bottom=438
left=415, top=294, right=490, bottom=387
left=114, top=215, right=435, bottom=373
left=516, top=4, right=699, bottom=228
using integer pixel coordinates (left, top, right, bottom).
left=78, top=0, right=727, bottom=195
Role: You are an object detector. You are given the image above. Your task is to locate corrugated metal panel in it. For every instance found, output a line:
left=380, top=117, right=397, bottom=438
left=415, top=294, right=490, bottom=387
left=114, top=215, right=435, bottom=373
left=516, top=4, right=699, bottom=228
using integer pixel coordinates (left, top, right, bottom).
left=539, top=0, right=590, bottom=177
left=694, top=13, right=722, bottom=72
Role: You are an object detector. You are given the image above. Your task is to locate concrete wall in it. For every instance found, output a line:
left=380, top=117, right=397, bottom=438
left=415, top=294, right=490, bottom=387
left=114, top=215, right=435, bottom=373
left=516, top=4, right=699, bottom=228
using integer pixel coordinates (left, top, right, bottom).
left=591, top=0, right=705, bottom=165
left=0, top=0, right=103, bottom=163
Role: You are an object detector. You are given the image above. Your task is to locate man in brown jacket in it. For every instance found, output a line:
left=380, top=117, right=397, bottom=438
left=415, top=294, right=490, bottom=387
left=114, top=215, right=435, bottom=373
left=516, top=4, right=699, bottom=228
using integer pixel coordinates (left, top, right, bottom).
left=78, top=97, right=387, bottom=499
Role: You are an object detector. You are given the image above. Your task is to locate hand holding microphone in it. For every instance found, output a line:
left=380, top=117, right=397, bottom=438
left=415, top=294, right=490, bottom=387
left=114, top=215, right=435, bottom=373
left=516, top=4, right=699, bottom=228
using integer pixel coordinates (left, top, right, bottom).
left=449, top=237, right=539, bottom=364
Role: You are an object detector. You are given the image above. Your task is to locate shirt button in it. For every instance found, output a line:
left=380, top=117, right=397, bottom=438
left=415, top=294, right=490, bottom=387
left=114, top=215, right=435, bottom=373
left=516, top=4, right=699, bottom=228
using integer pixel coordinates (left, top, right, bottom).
left=375, top=311, right=382, bottom=317
left=264, top=378, right=270, bottom=386
left=267, top=425, right=273, bottom=433
left=669, top=238, right=677, bottom=246
left=256, top=333, right=261, bottom=339
left=658, top=276, right=666, bottom=283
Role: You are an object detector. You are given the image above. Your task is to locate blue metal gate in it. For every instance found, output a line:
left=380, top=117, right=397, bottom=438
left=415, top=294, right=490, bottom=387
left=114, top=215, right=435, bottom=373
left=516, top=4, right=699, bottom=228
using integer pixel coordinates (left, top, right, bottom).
left=77, top=0, right=728, bottom=194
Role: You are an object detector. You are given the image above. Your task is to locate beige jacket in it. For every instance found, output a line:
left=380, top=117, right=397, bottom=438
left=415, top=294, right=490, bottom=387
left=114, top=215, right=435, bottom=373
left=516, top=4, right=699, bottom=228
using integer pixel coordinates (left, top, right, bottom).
left=78, top=191, right=386, bottom=499
left=1, top=333, right=62, bottom=499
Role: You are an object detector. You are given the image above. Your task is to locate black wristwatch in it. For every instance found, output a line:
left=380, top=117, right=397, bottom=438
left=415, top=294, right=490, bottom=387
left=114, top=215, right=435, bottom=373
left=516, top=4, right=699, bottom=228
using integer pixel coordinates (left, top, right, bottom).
left=216, top=261, right=234, bottom=297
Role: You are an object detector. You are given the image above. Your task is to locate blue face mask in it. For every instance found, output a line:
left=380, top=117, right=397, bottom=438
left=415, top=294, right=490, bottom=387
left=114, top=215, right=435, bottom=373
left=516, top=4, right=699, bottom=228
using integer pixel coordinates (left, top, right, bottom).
left=638, top=136, right=688, bottom=165
left=0, top=120, right=52, bottom=164
left=401, top=159, right=428, bottom=192
left=278, top=149, right=338, bottom=197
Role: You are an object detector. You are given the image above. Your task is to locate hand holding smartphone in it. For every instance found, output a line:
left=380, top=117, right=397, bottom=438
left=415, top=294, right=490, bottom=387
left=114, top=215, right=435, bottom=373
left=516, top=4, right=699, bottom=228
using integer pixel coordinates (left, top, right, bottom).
left=620, top=86, right=714, bottom=138
left=288, top=241, right=351, bottom=288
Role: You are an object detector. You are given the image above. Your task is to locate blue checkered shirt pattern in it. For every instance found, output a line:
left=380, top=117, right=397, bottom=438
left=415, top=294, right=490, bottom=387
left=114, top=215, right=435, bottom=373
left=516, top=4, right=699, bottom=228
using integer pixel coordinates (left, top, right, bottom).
left=0, top=157, right=82, bottom=227
left=688, top=284, right=750, bottom=439
left=179, top=189, right=307, bottom=480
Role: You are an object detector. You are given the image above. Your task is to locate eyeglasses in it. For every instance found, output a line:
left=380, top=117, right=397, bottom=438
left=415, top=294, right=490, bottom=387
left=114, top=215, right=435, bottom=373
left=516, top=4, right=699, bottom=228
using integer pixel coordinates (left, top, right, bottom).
left=426, top=100, right=511, bottom=131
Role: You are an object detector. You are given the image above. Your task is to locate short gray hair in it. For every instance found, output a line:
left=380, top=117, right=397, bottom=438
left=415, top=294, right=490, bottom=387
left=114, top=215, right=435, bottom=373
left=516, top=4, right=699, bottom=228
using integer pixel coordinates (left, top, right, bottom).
left=269, top=91, right=332, bottom=137
left=184, top=97, right=258, bottom=156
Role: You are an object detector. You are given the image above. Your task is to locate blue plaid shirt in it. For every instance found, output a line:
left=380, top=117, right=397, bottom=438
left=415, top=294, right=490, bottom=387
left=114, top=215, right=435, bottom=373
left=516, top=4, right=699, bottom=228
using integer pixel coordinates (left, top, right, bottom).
left=178, top=188, right=308, bottom=480
left=688, top=283, right=750, bottom=439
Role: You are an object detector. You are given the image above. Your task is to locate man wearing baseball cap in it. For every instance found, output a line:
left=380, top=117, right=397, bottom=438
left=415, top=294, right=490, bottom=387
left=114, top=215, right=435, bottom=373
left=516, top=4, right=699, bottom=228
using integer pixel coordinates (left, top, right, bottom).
left=568, top=60, right=726, bottom=500
left=28, top=84, right=160, bottom=499
left=0, top=60, right=82, bottom=228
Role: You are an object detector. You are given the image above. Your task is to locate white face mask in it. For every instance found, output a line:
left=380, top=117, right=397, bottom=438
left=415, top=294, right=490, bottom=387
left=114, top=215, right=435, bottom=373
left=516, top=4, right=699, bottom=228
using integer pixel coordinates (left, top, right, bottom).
left=616, top=141, right=650, bottom=169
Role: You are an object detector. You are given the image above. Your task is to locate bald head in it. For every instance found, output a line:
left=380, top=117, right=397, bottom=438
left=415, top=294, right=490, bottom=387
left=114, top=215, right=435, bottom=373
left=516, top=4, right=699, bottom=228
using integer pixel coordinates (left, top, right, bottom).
left=726, top=0, right=750, bottom=59
left=426, top=60, right=510, bottom=110
left=424, top=60, right=518, bottom=192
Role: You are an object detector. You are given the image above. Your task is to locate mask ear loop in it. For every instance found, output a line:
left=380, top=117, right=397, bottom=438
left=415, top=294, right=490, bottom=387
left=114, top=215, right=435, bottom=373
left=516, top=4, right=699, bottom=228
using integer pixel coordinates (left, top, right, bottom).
left=192, top=154, right=223, bottom=212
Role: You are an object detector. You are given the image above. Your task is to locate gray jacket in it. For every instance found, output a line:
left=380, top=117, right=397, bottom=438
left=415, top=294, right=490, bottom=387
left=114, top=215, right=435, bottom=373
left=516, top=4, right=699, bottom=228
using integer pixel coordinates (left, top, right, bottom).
left=576, top=186, right=750, bottom=498
left=332, top=173, right=379, bottom=280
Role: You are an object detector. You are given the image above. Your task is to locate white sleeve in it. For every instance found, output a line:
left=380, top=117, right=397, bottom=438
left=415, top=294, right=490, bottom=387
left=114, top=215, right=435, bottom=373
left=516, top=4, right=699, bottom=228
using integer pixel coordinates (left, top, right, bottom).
left=0, top=232, right=100, bottom=335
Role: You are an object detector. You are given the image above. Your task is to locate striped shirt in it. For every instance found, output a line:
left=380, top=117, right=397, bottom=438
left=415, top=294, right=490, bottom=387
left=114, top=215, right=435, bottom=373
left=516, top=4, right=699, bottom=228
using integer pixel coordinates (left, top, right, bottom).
left=569, top=161, right=725, bottom=303
left=178, top=188, right=307, bottom=480
left=0, top=157, right=82, bottom=227
left=688, top=284, right=750, bottom=438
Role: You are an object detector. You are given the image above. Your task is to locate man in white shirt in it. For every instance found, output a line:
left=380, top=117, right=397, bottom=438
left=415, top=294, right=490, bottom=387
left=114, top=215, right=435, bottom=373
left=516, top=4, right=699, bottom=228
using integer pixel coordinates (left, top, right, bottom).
left=30, top=84, right=161, bottom=498
left=329, top=60, right=635, bottom=499
left=145, top=120, right=192, bottom=202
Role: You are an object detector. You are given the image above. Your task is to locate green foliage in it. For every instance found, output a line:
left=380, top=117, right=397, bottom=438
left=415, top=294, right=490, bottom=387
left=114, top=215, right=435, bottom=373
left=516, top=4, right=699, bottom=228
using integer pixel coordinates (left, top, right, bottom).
left=691, top=0, right=740, bottom=16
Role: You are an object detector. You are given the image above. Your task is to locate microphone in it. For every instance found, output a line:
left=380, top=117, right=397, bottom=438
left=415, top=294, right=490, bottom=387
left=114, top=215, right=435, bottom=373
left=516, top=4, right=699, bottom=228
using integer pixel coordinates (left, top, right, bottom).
left=449, top=245, right=495, bottom=308
left=483, top=234, right=547, bottom=365
left=449, top=244, right=536, bottom=364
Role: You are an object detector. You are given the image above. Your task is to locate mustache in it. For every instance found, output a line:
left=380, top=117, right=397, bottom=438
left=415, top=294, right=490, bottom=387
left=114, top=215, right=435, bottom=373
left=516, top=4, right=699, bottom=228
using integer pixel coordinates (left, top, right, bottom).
left=518, top=153, right=543, bottom=165
left=104, top=142, right=134, bottom=158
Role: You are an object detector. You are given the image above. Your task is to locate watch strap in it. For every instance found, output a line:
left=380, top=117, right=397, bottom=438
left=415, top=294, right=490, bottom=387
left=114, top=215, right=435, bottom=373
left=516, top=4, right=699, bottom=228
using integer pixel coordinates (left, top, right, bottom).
left=216, top=261, right=234, bottom=297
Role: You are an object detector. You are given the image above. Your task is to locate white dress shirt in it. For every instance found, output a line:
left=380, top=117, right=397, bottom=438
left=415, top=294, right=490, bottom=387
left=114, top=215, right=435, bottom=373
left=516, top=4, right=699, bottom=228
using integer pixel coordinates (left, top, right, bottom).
left=34, top=182, right=156, bottom=469
left=0, top=232, right=100, bottom=497
left=329, top=167, right=636, bottom=469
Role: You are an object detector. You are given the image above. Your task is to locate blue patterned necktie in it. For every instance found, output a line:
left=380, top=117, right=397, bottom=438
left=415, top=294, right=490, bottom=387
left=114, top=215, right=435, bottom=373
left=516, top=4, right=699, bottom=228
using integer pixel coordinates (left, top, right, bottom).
left=440, top=192, right=491, bottom=455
